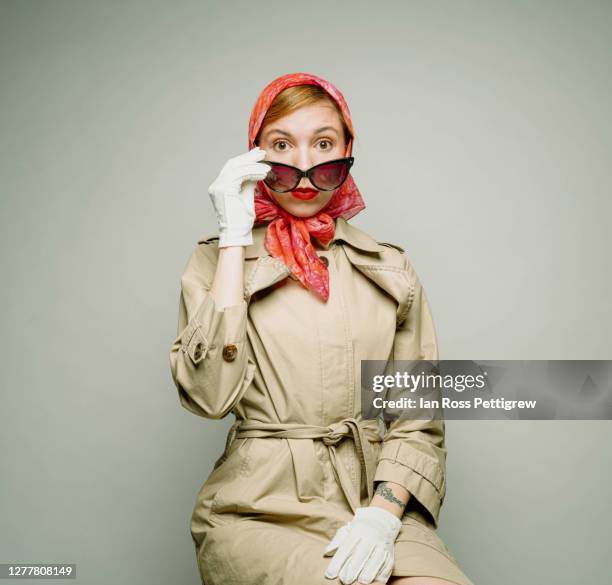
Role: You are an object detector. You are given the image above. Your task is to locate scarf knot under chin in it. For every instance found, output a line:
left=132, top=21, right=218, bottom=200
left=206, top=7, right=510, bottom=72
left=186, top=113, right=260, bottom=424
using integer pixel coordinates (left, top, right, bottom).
left=263, top=208, right=335, bottom=302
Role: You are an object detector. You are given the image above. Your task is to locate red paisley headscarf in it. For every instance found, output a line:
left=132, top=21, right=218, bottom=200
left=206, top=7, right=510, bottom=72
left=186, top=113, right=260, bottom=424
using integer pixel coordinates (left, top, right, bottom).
left=248, top=72, right=366, bottom=302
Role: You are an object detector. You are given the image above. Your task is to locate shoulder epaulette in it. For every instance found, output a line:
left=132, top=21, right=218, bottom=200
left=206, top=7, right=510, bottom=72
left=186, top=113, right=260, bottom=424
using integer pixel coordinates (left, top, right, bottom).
left=197, top=235, right=220, bottom=245
left=376, top=241, right=405, bottom=254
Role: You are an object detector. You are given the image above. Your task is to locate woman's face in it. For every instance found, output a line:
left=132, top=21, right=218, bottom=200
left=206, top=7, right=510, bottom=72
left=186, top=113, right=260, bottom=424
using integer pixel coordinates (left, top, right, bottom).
left=257, top=101, right=348, bottom=218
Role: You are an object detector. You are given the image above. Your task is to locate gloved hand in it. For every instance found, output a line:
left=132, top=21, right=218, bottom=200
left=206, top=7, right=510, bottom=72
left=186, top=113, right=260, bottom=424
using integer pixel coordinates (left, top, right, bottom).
left=323, top=506, right=402, bottom=585
left=207, top=146, right=270, bottom=248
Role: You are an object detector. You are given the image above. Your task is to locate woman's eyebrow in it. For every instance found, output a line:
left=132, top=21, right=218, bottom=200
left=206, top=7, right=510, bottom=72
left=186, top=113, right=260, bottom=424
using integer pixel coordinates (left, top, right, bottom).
left=265, top=126, right=340, bottom=139
left=313, top=126, right=339, bottom=136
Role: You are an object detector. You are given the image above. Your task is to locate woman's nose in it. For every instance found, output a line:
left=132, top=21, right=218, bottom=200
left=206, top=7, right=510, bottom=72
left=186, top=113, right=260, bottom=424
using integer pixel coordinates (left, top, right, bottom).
left=296, top=177, right=315, bottom=189
left=291, top=156, right=313, bottom=172
left=288, top=155, right=315, bottom=189
left=290, top=145, right=318, bottom=168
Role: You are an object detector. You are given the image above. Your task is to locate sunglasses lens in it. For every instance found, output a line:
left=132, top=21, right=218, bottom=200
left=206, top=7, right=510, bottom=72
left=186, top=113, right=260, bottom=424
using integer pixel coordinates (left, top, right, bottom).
left=263, top=164, right=299, bottom=192
left=262, top=158, right=353, bottom=192
left=310, top=160, right=350, bottom=191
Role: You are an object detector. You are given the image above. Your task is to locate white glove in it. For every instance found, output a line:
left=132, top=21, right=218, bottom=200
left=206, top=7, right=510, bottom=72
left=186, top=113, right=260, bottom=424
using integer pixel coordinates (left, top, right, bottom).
left=323, top=506, right=402, bottom=585
left=207, top=146, right=269, bottom=248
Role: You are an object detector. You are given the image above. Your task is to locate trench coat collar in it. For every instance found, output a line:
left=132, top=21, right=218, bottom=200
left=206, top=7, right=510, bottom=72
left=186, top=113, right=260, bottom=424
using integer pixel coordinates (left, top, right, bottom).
left=197, top=218, right=412, bottom=323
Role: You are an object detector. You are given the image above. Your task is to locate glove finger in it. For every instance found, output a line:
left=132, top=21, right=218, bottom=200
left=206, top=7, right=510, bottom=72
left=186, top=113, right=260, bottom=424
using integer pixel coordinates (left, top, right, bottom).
left=228, top=147, right=267, bottom=168
left=338, top=540, right=374, bottom=585
left=234, top=161, right=271, bottom=181
left=246, top=146, right=267, bottom=160
left=323, top=523, right=350, bottom=556
left=357, top=548, right=387, bottom=584
left=229, top=167, right=270, bottom=195
left=221, top=180, right=256, bottom=199
left=239, top=173, right=267, bottom=190
left=324, top=536, right=358, bottom=579
left=374, top=551, right=394, bottom=584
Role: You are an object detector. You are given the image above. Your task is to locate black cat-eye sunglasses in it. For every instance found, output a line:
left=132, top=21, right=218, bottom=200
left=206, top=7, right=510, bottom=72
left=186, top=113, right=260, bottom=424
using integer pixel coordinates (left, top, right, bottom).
left=260, top=157, right=354, bottom=193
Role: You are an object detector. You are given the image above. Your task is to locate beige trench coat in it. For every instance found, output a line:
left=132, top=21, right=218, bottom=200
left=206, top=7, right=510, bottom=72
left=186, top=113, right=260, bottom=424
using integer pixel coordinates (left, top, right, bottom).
left=169, top=217, right=474, bottom=585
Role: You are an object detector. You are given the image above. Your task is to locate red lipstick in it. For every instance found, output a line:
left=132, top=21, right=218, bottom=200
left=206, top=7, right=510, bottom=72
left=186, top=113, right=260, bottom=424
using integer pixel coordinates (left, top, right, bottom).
left=291, top=187, right=319, bottom=201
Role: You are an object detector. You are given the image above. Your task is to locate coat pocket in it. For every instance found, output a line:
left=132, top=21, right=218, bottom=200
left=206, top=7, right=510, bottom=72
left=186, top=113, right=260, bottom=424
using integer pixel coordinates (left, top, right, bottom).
left=210, top=437, right=293, bottom=523
left=204, top=438, right=253, bottom=524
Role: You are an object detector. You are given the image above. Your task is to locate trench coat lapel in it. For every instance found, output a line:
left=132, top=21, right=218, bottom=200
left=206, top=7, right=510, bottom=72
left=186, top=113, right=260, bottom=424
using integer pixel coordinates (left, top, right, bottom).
left=340, top=246, right=413, bottom=325
left=198, top=217, right=413, bottom=322
left=334, top=218, right=414, bottom=325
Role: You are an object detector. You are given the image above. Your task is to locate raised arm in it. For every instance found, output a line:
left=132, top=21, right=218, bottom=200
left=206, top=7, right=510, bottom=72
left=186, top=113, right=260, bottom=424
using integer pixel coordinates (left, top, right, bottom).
left=169, top=243, right=256, bottom=419
left=169, top=146, right=269, bottom=419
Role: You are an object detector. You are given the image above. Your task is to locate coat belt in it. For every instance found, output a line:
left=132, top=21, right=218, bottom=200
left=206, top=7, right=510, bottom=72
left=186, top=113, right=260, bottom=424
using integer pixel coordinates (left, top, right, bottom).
left=219, top=417, right=382, bottom=514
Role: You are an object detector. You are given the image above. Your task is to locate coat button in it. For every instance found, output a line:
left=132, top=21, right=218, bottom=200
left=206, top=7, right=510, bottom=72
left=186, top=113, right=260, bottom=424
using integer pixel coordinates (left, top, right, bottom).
left=320, top=256, right=329, bottom=266
left=222, top=344, right=238, bottom=362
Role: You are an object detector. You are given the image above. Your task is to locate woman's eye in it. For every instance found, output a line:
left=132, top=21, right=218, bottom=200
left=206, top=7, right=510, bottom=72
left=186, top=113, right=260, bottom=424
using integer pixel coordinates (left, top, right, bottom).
left=272, top=139, right=333, bottom=151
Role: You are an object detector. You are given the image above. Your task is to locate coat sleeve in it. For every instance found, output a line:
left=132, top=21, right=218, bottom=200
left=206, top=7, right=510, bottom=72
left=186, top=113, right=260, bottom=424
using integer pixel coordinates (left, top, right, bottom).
left=169, top=243, right=256, bottom=419
left=372, top=254, right=446, bottom=528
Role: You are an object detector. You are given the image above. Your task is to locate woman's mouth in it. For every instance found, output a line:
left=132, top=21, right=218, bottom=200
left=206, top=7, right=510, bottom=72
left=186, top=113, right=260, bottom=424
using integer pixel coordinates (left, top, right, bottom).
left=290, top=188, right=319, bottom=201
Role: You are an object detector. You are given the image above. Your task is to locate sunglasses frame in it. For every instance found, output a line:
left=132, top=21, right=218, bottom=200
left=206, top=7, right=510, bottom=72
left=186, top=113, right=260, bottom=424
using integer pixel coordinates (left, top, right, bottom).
left=260, top=157, right=355, bottom=193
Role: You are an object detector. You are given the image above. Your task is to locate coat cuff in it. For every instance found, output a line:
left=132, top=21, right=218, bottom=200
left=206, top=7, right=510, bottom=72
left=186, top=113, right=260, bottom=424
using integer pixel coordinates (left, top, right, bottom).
left=373, top=439, right=446, bottom=528
left=180, top=290, right=247, bottom=364
left=172, top=289, right=254, bottom=419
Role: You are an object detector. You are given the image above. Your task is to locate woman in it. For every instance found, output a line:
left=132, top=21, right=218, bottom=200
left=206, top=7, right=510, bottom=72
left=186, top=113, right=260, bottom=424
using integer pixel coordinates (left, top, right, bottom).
left=169, top=72, right=474, bottom=585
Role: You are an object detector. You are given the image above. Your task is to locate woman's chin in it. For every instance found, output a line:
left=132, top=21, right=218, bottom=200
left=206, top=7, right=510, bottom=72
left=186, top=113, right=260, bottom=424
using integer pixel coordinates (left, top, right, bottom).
left=284, top=202, right=324, bottom=217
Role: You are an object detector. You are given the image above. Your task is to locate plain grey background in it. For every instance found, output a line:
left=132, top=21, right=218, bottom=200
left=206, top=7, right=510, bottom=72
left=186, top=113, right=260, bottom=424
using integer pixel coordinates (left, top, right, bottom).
left=1, top=0, right=611, bottom=584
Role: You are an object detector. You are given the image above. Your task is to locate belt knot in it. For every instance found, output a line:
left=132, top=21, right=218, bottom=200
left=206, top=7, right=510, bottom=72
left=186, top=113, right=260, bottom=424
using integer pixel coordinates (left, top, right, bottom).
left=322, top=420, right=351, bottom=446
left=217, top=417, right=382, bottom=515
